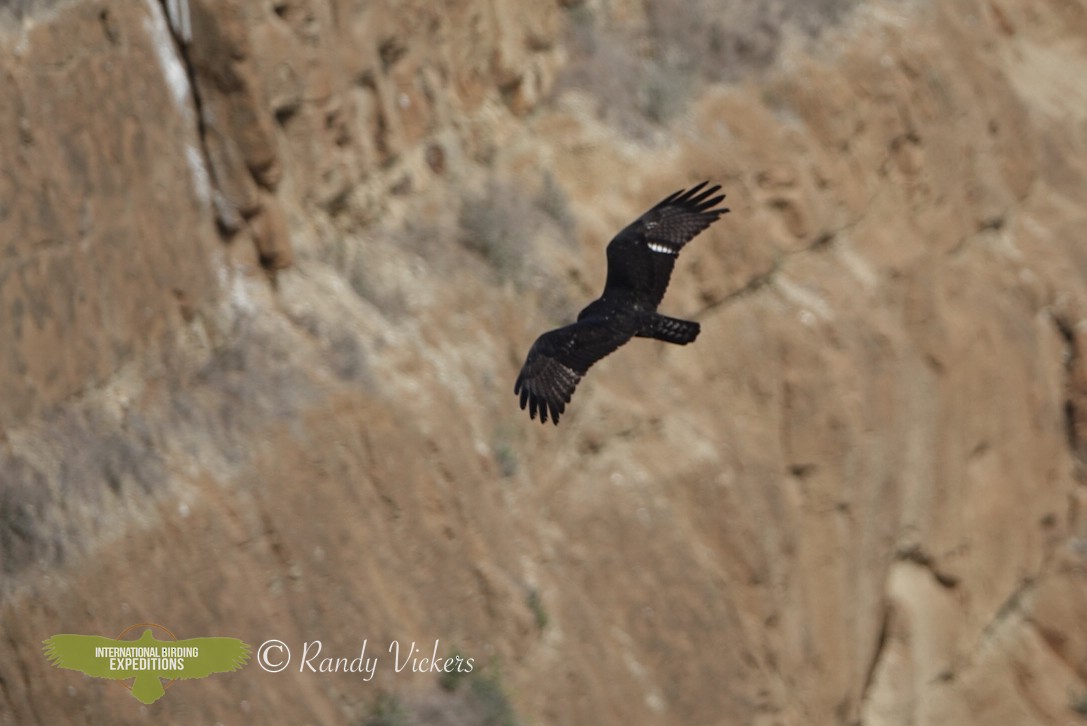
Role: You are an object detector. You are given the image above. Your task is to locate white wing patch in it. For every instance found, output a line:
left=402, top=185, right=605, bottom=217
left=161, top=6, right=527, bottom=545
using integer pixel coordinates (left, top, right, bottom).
left=647, top=241, right=677, bottom=255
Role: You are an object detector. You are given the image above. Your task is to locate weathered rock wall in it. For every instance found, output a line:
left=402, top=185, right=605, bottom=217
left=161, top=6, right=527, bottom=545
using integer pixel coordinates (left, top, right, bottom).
left=0, top=0, right=220, bottom=429
left=2, top=0, right=1087, bottom=724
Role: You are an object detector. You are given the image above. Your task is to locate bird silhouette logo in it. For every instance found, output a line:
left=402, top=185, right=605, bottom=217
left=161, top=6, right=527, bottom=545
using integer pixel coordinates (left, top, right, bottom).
left=43, top=623, right=250, bottom=704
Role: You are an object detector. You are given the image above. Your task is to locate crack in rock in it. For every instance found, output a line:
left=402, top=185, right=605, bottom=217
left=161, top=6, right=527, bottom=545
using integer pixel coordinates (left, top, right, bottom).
left=1051, top=311, right=1087, bottom=467
left=895, top=545, right=961, bottom=589
left=855, top=600, right=893, bottom=721
left=694, top=190, right=879, bottom=320
left=154, top=0, right=221, bottom=233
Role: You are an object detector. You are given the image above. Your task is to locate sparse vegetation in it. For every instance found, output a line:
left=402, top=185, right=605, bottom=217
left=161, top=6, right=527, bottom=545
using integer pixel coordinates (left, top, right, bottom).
left=491, top=426, right=518, bottom=478
left=641, top=58, right=692, bottom=124
left=361, top=692, right=409, bottom=726
left=459, top=184, right=529, bottom=281
left=646, top=0, right=860, bottom=83
left=0, top=456, right=50, bottom=577
left=494, top=440, right=517, bottom=478
left=443, top=660, right=520, bottom=726
left=557, top=0, right=861, bottom=134
left=464, top=670, right=520, bottom=726
left=438, top=648, right=473, bottom=692
left=458, top=174, right=577, bottom=284
left=340, top=234, right=413, bottom=321
left=558, top=10, right=657, bottom=136
left=328, top=331, right=372, bottom=385
left=526, top=588, right=549, bottom=630
left=0, top=404, right=171, bottom=583
left=535, top=171, right=577, bottom=240
left=428, top=652, right=521, bottom=726
left=1071, top=688, right=1087, bottom=718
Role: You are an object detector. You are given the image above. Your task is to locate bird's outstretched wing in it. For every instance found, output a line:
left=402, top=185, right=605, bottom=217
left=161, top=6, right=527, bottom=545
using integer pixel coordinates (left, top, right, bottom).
left=170, top=637, right=251, bottom=679
left=514, top=317, right=633, bottom=425
left=604, top=181, right=729, bottom=307
left=43, top=635, right=138, bottom=679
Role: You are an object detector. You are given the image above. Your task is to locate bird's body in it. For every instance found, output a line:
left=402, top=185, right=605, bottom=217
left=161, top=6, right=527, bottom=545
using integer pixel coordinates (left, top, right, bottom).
left=515, top=181, right=729, bottom=424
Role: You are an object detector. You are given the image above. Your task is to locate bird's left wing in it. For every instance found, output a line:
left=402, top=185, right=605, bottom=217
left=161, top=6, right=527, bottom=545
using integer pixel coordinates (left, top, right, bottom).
left=170, top=638, right=251, bottom=679
left=514, top=318, right=633, bottom=425
left=43, top=635, right=138, bottom=679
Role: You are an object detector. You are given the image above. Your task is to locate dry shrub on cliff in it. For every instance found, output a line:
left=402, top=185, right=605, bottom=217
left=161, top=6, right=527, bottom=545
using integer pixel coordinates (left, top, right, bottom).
left=361, top=692, right=409, bottom=726
left=458, top=175, right=576, bottom=284
left=0, top=407, right=168, bottom=584
left=459, top=184, right=529, bottom=281
left=558, top=7, right=667, bottom=135
left=0, top=456, right=52, bottom=578
left=0, top=0, right=47, bottom=24
left=535, top=171, right=577, bottom=238
left=492, top=427, right=518, bottom=478
left=361, top=661, right=520, bottom=726
left=645, top=0, right=858, bottom=81
left=558, top=0, right=859, bottom=131
left=1073, top=691, right=1087, bottom=719
left=346, top=256, right=411, bottom=321
left=435, top=660, right=520, bottom=726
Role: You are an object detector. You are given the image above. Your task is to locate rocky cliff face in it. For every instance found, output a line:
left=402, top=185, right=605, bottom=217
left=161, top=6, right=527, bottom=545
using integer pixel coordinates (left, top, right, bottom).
left=2, top=0, right=1087, bottom=724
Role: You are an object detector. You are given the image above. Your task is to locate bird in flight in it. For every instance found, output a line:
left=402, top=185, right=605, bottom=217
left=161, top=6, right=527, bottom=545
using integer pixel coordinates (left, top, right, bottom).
left=514, top=181, right=729, bottom=424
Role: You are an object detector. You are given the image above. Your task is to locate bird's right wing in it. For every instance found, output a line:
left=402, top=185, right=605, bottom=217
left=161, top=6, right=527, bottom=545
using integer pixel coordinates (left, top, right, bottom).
left=514, top=318, right=633, bottom=425
left=604, top=181, right=729, bottom=306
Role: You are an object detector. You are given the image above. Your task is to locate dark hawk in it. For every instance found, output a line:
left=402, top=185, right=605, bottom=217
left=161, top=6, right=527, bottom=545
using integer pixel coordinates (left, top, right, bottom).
left=514, top=181, right=729, bottom=424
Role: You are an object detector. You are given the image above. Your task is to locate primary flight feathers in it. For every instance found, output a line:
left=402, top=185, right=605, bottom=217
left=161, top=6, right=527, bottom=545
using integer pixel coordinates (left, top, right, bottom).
left=514, top=181, right=729, bottom=424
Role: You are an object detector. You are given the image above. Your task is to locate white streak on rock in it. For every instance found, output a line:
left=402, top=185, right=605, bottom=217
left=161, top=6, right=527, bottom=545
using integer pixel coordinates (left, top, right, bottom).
left=143, top=1, right=209, bottom=206
left=142, top=0, right=192, bottom=117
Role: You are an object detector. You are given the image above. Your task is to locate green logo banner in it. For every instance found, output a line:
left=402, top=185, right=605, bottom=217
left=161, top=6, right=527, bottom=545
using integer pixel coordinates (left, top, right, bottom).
left=43, top=623, right=250, bottom=704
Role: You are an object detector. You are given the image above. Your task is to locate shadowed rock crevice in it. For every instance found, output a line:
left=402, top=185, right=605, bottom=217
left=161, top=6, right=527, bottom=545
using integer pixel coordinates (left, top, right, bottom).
left=1052, top=311, right=1087, bottom=467
left=856, top=601, right=893, bottom=721
left=156, top=0, right=214, bottom=221
left=895, top=545, right=961, bottom=589
left=976, top=576, right=1037, bottom=650
left=155, top=0, right=293, bottom=268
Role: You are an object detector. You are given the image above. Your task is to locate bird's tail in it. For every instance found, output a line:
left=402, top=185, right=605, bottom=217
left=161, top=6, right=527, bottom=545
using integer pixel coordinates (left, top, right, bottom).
left=636, top=314, right=700, bottom=345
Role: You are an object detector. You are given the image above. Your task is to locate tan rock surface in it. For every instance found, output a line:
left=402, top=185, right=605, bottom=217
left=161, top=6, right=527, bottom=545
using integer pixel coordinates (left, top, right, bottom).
left=2, top=0, right=1087, bottom=724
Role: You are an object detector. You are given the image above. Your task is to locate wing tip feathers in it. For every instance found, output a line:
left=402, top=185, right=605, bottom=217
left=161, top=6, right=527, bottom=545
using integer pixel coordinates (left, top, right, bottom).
left=661, top=181, right=729, bottom=217
left=516, top=386, right=567, bottom=425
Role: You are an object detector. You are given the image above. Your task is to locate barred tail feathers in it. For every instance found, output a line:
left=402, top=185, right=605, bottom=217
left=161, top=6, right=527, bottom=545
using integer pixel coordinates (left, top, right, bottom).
left=637, top=314, right=700, bottom=345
